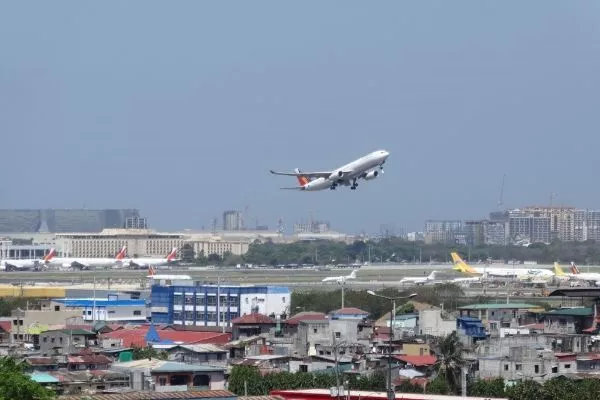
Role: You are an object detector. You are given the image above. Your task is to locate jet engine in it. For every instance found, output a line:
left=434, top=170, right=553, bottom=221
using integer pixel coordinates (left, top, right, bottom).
left=363, top=170, right=382, bottom=180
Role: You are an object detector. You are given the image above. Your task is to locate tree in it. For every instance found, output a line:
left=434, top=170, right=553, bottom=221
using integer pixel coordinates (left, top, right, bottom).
left=505, top=379, right=543, bottom=400
left=431, top=331, right=466, bottom=394
left=228, top=365, right=266, bottom=395
left=131, top=346, right=167, bottom=361
left=196, top=250, right=208, bottom=265
left=0, top=356, right=54, bottom=400
left=468, top=377, right=506, bottom=397
left=180, top=244, right=195, bottom=263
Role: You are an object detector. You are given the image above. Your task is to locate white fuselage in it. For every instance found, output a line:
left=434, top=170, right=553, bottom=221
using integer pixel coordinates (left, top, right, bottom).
left=470, top=266, right=554, bottom=278
left=47, top=257, right=123, bottom=270
left=124, top=257, right=174, bottom=268
left=303, top=150, right=389, bottom=191
left=1, top=259, right=39, bottom=271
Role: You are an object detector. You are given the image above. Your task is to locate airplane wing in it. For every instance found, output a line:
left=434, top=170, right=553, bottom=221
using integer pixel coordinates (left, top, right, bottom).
left=280, top=187, right=305, bottom=190
left=270, top=170, right=333, bottom=179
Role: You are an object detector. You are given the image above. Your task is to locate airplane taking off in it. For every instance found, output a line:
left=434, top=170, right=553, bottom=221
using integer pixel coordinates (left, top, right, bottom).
left=451, top=252, right=554, bottom=279
left=123, top=248, right=179, bottom=269
left=399, top=271, right=436, bottom=285
left=322, top=269, right=358, bottom=283
left=270, top=149, right=390, bottom=191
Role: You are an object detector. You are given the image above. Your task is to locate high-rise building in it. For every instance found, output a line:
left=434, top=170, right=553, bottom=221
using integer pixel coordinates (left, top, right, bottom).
left=124, top=216, right=148, bottom=229
left=423, top=220, right=462, bottom=244
left=0, top=209, right=140, bottom=233
left=521, top=206, right=576, bottom=241
left=294, top=220, right=330, bottom=234
left=222, top=210, right=243, bottom=231
left=507, top=209, right=551, bottom=244
left=483, top=220, right=508, bottom=246
left=464, top=220, right=485, bottom=246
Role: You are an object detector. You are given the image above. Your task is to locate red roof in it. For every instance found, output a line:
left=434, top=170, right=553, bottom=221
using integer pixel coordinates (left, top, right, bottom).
left=394, top=355, right=437, bottom=367
left=285, top=312, right=327, bottom=325
left=331, top=307, right=369, bottom=315
left=0, top=321, right=11, bottom=333
left=231, top=313, right=275, bottom=324
left=101, top=326, right=231, bottom=347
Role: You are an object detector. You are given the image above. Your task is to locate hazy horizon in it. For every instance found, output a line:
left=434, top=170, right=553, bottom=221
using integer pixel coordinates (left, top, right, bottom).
left=2, top=2, right=599, bottom=234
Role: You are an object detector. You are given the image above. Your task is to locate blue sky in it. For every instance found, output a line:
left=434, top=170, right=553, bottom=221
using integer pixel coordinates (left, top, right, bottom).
left=1, top=2, right=599, bottom=234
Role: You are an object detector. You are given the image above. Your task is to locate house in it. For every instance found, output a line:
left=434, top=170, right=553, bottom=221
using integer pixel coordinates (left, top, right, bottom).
left=111, top=359, right=226, bottom=392
left=329, top=307, right=369, bottom=321
left=39, top=329, right=97, bottom=356
left=66, top=348, right=112, bottom=370
left=157, top=344, right=228, bottom=367
left=233, top=354, right=290, bottom=375
left=456, top=317, right=487, bottom=346
left=231, top=313, right=275, bottom=340
left=458, top=303, right=542, bottom=336
left=541, top=307, right=594, bottom=334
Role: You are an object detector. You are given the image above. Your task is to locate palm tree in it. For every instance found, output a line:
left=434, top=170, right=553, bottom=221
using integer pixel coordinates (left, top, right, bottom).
left=431, top=331, right=466, bottom=394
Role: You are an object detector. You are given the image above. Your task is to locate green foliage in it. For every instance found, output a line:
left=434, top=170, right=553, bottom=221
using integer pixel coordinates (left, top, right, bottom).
left=0, top=356, right=54, bottom=400
left=227, top=366, right=388, bottom=396
left=468, top=377, right=506, bottom=397
left=241, top=238, right=600, bottom=266
left=0, top=298, right=28, bottom=317
left=426, top=376, right=450, bottom=394
left=431, top=331, right=465, bottom=394
left=505, top=379, right=543, bottom=400
left=131, top=346, right=168, bottom=361
left=292, top=284, right=465, bottom=318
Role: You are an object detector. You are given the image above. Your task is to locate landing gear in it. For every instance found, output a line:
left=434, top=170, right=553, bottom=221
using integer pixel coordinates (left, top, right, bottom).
left=350, top=178, right=358, bottom=190
left=330, top=183, right=337, bottom=190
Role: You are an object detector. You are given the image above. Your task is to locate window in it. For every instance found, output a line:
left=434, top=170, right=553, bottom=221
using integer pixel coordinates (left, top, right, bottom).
left=207, top=296, right=217, bottom=306
left=133, top=310, right=142, bottom=316
left=535, top=365, right=539, bottom=373
left=504, top=364, right=509, bottom=371
left=313, top=328, right=318, bottom=333
left=174, top=295, right=183, bottom=306
left=219, top=295, right=228, bottom=306
left=54, top=306, right=60, bottom=311
left=335, top=332, right=341, bottom=339
left=196, top=295, right=205, bottom=306
left=300, top=365, right=308, bottom=373
left=282, top=297, right=286, bottom=303
left=564, top=364, right=571, bottom=369
left=515, top=364, right=522, bottom=371
left=185, top=295, right=194, bottom=305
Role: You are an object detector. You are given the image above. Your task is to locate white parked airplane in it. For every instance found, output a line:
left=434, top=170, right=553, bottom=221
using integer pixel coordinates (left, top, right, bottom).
left=400, top=271, right=436, bottom=285
left=123, top=247, right=179, bottom=269
left=322, top=269, right=358, bottom=283
left=451, top=252, right=554, bottom=279
left=47, top=246, right=127, bottom=270
left=270, top=149, right=390, bottom=191
left=555, top=262, right=600, bottom=286
left=1, top=248, right=56, bottom=271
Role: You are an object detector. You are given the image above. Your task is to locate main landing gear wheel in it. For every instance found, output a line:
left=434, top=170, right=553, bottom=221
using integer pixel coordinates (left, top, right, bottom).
left=330, top=184, right=337, bottom=190
left=351, top=179, right=358, bottom=190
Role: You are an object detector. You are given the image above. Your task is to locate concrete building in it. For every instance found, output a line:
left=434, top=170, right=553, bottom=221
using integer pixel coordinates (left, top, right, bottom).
left=54, top=229, right=250, bottom=258
left=464, top=220, right=485, bottom=246
left=483, top=220, right=508, bottom=246
left=423, top=220, right=463, bottom=245
left=10, top=304, right=83, bottom=343
left=418, top=309, right=456, bottom=337
left=295, top=319, right=362, bottom=357
left=508, top=210, right=551, bottom=244
left=39, top=328, right=97, bottom=356
left=458, top=303, right=541, bottom=336
left=51, top=297, right=149, bottom=324
left=150, top=283, right=290, bottom=328
left=521, top=206, right=576, bottom=241
left=223, top=211, right=243, bottom=231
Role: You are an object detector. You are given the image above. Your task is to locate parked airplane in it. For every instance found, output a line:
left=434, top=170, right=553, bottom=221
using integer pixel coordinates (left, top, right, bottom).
left=556, top=262, right=600, bottom=286
left=47, top=246, right=127, bottom=270
left=1, top=248, right=56, bottom=272
left=147, top=266, right=191, bottom=280
left=552, top=263, right=572, bottom=281
left=123, top=247, right=179, bottom=269
left=270, top=149, right=390, bottom=191
left=399, top=271, right=436, bottom=285
left=322, top=269, right=358, bottom=283
left=451, top=252, right=554, bottom=279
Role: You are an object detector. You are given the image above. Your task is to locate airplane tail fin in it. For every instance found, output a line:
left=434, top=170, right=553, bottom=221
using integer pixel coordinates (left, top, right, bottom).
left=349, top=270, right=357, bottom=279
left=450, top=252, right=478, bottom=274
left=570, top=262, right=580, bottom=274
left=553, top=262, right=566, bottom=276
left=148, top=265, right=156, bottom=276
left=294, top=168, right=311, bottom=186
left=115, top=246, right=127, bottom=260
left=43, top=248, right=56, bottom=262
left=166, top=247, right=178, bottom=261
left=428, top=271, right=436, bottom=280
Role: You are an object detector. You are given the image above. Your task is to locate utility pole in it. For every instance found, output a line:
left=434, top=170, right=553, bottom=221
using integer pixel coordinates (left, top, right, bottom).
left=341, top=281, right=345, bottom=309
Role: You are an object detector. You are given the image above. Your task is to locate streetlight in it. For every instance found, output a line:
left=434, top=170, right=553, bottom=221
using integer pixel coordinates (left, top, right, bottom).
left=367, top=291, right=417, bottom=400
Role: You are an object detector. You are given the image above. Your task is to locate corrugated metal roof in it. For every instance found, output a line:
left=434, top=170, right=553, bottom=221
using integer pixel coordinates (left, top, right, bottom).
left=458, top=303, right=539, bottom=310
left=58, top=390, right=236, bottom=400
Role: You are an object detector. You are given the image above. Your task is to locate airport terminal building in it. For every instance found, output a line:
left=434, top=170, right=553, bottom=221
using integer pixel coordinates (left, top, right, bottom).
left=150, top=280, right=290, bottom=327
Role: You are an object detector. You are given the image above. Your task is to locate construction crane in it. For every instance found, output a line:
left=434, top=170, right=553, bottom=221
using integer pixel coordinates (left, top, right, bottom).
left=497, top=174, right=506, bottom=210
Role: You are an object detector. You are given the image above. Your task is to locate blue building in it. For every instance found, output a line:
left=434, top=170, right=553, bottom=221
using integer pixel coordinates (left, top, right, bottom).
left=151, top=284, right=291, bottom=327
left=51, top=296, right=148, bottom=323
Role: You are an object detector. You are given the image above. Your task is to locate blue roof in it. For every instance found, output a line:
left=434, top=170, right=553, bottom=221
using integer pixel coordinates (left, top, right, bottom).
left=29, top=372, right=59, bottom=383
left=53, top=298, right=146, bottom=307
left=268, top=286, right=290, bottom=294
